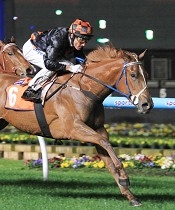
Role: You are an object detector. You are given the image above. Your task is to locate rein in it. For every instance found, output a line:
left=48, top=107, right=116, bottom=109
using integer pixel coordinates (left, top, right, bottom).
left=45, top=74, right=74, bottom=101
left=45, top=60, right=147, bottom=105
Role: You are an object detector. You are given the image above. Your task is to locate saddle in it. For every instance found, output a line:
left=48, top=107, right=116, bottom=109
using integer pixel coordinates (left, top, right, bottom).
left=5, top=76, right=56, bottom=111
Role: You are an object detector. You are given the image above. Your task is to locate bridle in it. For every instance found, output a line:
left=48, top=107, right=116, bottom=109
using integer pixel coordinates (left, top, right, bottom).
left=79, top=60, right=147, bottom=105
left=0, top=43, right=19, bottom=74
left=115, top=61, right=147, bottom=105
left=1, top=43, right=17, bottom=52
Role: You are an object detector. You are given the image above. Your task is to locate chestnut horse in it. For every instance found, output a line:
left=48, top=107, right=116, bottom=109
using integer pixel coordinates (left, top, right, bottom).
left=0, top=42, right=153, bottom=206
left=0, top=40, right=34, bottom=129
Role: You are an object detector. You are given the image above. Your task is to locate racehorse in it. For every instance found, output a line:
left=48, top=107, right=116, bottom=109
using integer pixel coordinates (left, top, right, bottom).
left=0, top=41, right=153, bottom=206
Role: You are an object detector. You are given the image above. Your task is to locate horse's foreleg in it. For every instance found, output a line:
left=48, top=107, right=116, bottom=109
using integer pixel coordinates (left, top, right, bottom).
left=72, top=124, right=129, bottom=177
left=71, top=123, right=141, bottom=205
left=95, top=144, right=141, bottom=206
left=95, top=127, right=128, bottom=179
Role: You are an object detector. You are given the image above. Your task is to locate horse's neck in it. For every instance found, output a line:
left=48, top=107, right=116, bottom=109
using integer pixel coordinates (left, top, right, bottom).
left=0, top=55, right=4, bottom=72
left=0, top=74, right=20, bottom=82
left=78, top=61, right=119, bottom=98
left=54, top=59, right=121, bottom=101
left=0, top=64, right=4, bottom=72
left=0, top=61, right=13, bottom=74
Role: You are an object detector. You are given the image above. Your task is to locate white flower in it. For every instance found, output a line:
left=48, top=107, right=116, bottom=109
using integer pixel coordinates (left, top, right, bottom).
left=161, top=165, right=167, bottom=169
left=134, top=154, right=145, bottom=160
left=119, top=154, right=132, bottom=160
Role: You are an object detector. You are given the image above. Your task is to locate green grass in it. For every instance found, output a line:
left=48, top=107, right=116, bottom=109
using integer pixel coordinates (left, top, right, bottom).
left=0, top=159, right=175, bottom=210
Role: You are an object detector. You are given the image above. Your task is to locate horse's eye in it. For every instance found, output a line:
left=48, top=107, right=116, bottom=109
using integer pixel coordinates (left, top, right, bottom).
left=131, top=73, right=136, bottom=78
left=8, top=51, right=14, bottom=55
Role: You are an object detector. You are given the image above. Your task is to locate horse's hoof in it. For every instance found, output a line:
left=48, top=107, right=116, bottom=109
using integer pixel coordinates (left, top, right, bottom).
left=119, top=178, right=130, bottom=186
left=130, top=199, right=142, bottom=207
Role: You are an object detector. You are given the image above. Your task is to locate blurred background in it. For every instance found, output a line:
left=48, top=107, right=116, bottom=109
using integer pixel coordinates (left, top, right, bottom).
left=1, top=0, right=175, bottom=123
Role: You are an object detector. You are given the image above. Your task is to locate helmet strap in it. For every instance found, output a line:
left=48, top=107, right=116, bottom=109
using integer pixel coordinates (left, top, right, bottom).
left=69, top=33, right=75, bottom=46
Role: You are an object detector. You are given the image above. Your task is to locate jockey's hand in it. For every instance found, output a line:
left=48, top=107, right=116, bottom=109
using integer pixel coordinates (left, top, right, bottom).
left=69, top=64, right=83, bottom=73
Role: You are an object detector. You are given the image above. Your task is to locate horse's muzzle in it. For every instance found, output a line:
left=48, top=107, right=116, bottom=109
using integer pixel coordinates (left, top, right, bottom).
left=137, top=98, right=154, bottom=114
left=26, top=67, right=35, bottom=76
left=19, top=67, right=35, bottom=78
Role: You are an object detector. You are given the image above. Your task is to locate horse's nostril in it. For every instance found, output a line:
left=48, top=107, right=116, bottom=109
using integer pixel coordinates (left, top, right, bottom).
left=142, top=103, right=149, bottom=107
left=26, top=68, right=33, bottom=75
left=20, top=72, right=26, bottom=77
left=142, top=102, right=153, bottom=111
left=141, top=103, right=150, bottom=111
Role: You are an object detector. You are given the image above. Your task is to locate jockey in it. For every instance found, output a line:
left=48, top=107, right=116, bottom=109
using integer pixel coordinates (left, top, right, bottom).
left=21, top=19, right=93, bottom=103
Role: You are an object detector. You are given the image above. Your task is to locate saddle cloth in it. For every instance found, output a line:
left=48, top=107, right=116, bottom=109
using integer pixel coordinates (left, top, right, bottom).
left=5, top=77, right=53, bottom=111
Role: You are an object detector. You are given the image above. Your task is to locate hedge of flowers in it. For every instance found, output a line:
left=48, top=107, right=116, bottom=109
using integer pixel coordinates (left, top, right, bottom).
left=1, top=123, right=175, bottom=149
left=25, top=155, right=105, bottom=169
left=105, top=123, right=175, bottom=137
left=25, top=154, right=175, bottom=170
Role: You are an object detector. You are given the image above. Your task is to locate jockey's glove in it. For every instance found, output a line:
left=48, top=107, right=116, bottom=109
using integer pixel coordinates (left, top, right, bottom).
left=69, top=64, right=83, bottom=73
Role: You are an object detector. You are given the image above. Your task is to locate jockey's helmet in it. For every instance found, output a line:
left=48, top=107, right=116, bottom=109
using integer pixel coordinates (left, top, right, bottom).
left=69, top=19, right=93, bottom=40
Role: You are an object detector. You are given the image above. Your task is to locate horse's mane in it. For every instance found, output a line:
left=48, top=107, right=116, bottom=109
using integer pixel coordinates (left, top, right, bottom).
left=87, top=45, right=118, bottom=62
left=86, top=45, right=136, bottom=63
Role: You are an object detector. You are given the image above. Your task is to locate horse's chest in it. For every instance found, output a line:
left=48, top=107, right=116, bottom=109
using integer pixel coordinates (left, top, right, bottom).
left=81, top=106, right=103, bottom=127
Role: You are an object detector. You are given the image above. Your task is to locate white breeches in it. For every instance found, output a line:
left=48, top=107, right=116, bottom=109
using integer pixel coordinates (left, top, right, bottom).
left=23, top=39, right=73, bottom=91
left=22, top=39, right=56, bottom=90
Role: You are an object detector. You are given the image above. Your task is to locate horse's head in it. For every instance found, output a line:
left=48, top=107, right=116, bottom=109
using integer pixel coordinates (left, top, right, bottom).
left=114, top=49, right=154, bottom=114
left=0, top=40, right=34, bottom=77
left=86, top=45, right=153, bottom=114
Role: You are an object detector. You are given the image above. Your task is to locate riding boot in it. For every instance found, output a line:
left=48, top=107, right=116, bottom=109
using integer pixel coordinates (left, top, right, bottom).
left=21, top=87, right=42, bottom=103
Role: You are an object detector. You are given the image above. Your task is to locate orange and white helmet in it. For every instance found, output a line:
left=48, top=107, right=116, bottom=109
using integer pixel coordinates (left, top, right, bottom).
left=69, top=19, right=93, bottom=39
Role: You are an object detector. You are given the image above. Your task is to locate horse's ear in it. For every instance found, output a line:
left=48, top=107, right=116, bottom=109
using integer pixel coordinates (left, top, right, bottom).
left=5, top=36, right=15, bottom=44
left=139, top=49, right=147, bottom=60
left=117, top=48, right=124, bottom=58
left=10, top=36, right=15, bottom=43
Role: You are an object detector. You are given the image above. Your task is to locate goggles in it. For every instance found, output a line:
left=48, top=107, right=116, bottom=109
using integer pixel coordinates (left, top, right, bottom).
left=76, top=36, right=89, bottom=44
left=75, top=32, right=92, bottom=43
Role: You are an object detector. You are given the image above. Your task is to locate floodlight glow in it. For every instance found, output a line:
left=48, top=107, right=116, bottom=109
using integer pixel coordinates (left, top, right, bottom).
left=13, top=16, right=18, bottom=20
left=55, top=10, right=62, bottom=15
left=145, top=30, right=154, bottom=40
left=99, top=20, right=106, bottom=29
left=97, top=38, right=110, bottom=43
